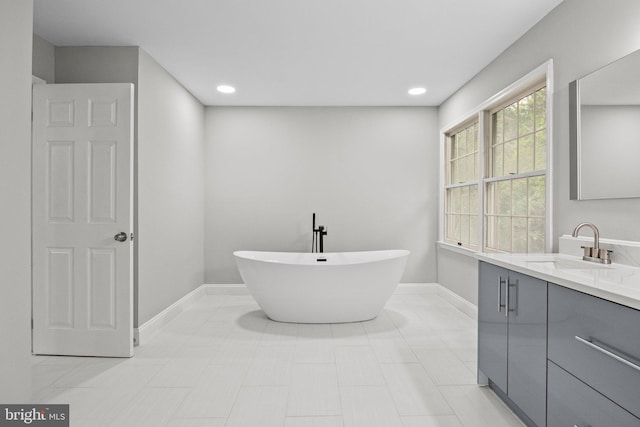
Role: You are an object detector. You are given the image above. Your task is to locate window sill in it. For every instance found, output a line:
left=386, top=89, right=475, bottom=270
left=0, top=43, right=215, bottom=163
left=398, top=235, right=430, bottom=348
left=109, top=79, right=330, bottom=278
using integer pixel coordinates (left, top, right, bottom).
left=437, top=241, right=480, bottom=258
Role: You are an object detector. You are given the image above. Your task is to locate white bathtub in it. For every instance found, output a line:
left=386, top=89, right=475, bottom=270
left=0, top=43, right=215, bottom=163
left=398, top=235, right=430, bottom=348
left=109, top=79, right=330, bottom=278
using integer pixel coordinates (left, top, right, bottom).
left=233, top=249, right=410, bottom=323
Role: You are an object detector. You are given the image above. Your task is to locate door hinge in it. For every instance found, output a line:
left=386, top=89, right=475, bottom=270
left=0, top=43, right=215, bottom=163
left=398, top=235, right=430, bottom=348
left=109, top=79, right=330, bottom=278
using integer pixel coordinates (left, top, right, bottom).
left=31, top=318, right=34, bottom=329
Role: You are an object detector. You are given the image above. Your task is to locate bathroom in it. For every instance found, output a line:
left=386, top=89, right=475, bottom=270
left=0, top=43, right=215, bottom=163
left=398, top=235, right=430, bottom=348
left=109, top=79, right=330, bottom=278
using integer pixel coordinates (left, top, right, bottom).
left=3, top=0, right=640, bottom=426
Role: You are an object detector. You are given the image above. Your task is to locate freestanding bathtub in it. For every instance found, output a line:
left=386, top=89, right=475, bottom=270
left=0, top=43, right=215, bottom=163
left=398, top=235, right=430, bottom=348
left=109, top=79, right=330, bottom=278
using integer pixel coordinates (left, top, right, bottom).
left=233, top=249, right=410, bottom=323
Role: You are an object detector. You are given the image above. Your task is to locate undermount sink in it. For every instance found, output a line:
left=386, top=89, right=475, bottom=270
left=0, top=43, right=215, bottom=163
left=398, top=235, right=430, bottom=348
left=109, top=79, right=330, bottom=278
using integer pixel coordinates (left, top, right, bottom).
left=525, top=257, right=613, bottom=270
left=522, top=254, right=616, bottom=270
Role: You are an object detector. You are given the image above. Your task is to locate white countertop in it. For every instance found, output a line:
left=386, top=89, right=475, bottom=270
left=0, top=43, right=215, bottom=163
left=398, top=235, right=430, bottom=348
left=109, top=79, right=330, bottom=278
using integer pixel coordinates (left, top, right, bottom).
left=475, top=252, right=640, bottom=310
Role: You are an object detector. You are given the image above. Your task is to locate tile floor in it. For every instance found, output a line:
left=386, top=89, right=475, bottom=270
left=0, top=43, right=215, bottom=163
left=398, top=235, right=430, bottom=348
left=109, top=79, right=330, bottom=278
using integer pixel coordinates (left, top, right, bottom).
left=29, top=285, right=524, bottom=427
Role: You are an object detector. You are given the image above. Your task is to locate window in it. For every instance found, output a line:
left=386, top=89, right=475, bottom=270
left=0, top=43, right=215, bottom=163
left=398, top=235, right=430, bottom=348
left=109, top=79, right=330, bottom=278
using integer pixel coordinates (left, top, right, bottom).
left=485, top=85, right=546, bottom=253
left=444, top=121, right=479, bottom=248
left=442, top=75, right=549, bottom=254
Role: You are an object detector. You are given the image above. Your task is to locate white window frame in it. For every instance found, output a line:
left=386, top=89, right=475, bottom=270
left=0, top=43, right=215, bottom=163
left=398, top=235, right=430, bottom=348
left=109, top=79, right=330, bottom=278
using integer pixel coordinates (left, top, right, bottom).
left=439, top=60, right=554, bottom=254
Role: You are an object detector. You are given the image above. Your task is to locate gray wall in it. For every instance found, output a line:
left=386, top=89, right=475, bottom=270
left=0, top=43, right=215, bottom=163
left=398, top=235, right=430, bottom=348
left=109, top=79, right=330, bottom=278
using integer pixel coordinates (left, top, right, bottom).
left=137, top=49, right=205, bottom=325
left=0, top=0, right=33, bottom=402
left=54, top=47, right=205, bottom=326
left=54, top=46, right=142, bottom=324
left=204, top=107, right=439, bottom=283
left=55, top=46, right=139, bottom=86
left=437, top=0, right=640, bottom=302
left=32, top=34, right=54, bottom=82
left=437, top=248, right=479, bottom=305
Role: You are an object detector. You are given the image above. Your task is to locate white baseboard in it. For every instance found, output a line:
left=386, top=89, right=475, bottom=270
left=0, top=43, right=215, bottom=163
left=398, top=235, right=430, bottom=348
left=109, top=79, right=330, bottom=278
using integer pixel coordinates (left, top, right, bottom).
left=135, top=285, right=206, bottom=346
left=436, top=284, right=477, bottom=320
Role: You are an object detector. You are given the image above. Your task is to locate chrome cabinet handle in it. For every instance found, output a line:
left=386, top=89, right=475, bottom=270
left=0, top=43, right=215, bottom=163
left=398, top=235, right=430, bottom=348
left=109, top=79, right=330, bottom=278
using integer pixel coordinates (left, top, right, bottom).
left=508, top=278, right=517, bottom=315
left=498, top=276, right=506, bottom=312
left=575, top=336, right=640, bottom=372
left=505, top=276, right=510, bottom=317
left=114, top=232, right=128, bottom=242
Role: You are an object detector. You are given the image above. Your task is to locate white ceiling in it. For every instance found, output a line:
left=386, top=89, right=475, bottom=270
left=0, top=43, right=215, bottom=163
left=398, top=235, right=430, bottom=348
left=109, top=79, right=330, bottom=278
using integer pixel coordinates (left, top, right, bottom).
left=33, top=0, right=563, bottom=107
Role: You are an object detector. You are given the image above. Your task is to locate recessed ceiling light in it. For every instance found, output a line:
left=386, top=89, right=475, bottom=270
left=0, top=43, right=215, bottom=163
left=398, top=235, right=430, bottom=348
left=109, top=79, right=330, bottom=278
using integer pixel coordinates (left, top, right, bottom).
left=217, top=85, right=236, bottom=94
left=408, top=87, right=427, bottom=96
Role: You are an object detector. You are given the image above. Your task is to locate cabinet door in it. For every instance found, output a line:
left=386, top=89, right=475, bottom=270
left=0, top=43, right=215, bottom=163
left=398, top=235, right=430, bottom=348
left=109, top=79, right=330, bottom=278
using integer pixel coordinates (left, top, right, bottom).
left=507, top=271, right=547, bottom=427
left=478, top=261, right=508, bottom=392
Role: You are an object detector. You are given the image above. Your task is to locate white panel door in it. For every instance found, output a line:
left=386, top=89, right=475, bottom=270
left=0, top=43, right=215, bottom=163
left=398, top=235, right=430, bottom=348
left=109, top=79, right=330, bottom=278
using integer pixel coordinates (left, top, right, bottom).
left=32, top=83, right=134, bottom=357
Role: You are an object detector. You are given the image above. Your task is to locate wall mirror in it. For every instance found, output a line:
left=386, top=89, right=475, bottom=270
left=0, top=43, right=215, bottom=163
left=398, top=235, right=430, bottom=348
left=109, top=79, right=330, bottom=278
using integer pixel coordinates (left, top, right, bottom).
left=570, top=48, right=640, bottom=200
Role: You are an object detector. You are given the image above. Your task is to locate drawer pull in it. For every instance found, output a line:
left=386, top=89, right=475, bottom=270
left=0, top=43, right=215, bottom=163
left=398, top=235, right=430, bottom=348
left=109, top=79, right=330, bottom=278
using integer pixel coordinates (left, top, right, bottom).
left=575, top=336, right=640, bottom=372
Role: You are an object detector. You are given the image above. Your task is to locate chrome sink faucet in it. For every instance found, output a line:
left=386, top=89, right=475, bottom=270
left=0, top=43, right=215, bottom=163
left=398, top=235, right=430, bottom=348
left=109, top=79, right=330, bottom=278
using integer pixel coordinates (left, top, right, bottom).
left=572, top=222, right=612, bottom=264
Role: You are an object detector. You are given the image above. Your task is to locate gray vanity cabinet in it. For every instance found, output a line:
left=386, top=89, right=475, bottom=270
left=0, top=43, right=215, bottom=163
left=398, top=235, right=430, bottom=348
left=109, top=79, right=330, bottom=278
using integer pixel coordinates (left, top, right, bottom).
left=547, top=283, right=640, bottom=424
left=478, top=261, right=547, bottom=427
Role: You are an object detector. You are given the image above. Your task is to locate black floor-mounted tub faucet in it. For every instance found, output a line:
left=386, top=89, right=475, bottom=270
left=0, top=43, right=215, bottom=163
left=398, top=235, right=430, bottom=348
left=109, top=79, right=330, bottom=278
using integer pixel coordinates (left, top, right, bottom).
left=312, top=213, right=328, bottom=253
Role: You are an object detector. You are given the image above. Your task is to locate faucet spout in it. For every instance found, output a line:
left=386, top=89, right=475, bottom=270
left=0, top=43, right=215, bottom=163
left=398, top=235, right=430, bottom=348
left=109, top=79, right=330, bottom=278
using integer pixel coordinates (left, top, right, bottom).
left=572, top=222, right=600, bottom=252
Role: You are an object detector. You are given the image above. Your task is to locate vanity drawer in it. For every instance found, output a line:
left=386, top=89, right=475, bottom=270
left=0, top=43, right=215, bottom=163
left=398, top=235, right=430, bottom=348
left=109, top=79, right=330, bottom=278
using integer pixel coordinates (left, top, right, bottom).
left=547, top=361, right=640, bottom=427
left=548, top=283, right=640, bottom=418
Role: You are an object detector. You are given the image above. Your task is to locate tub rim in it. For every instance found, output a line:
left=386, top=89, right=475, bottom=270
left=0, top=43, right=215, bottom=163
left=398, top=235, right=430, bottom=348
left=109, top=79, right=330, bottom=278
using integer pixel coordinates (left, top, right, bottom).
left=233, top=249, right=410, bottom=266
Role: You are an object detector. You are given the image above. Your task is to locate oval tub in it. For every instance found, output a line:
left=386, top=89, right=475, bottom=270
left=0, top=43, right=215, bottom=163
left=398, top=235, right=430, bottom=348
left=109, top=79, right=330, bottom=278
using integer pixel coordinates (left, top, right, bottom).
left=233, top=249, right=409, bottom=323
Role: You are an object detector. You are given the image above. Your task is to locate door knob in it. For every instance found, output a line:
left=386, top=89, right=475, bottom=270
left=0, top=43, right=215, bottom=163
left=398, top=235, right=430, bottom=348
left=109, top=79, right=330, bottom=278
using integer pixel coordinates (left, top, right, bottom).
left=114, top=232, right=128, bottom=242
